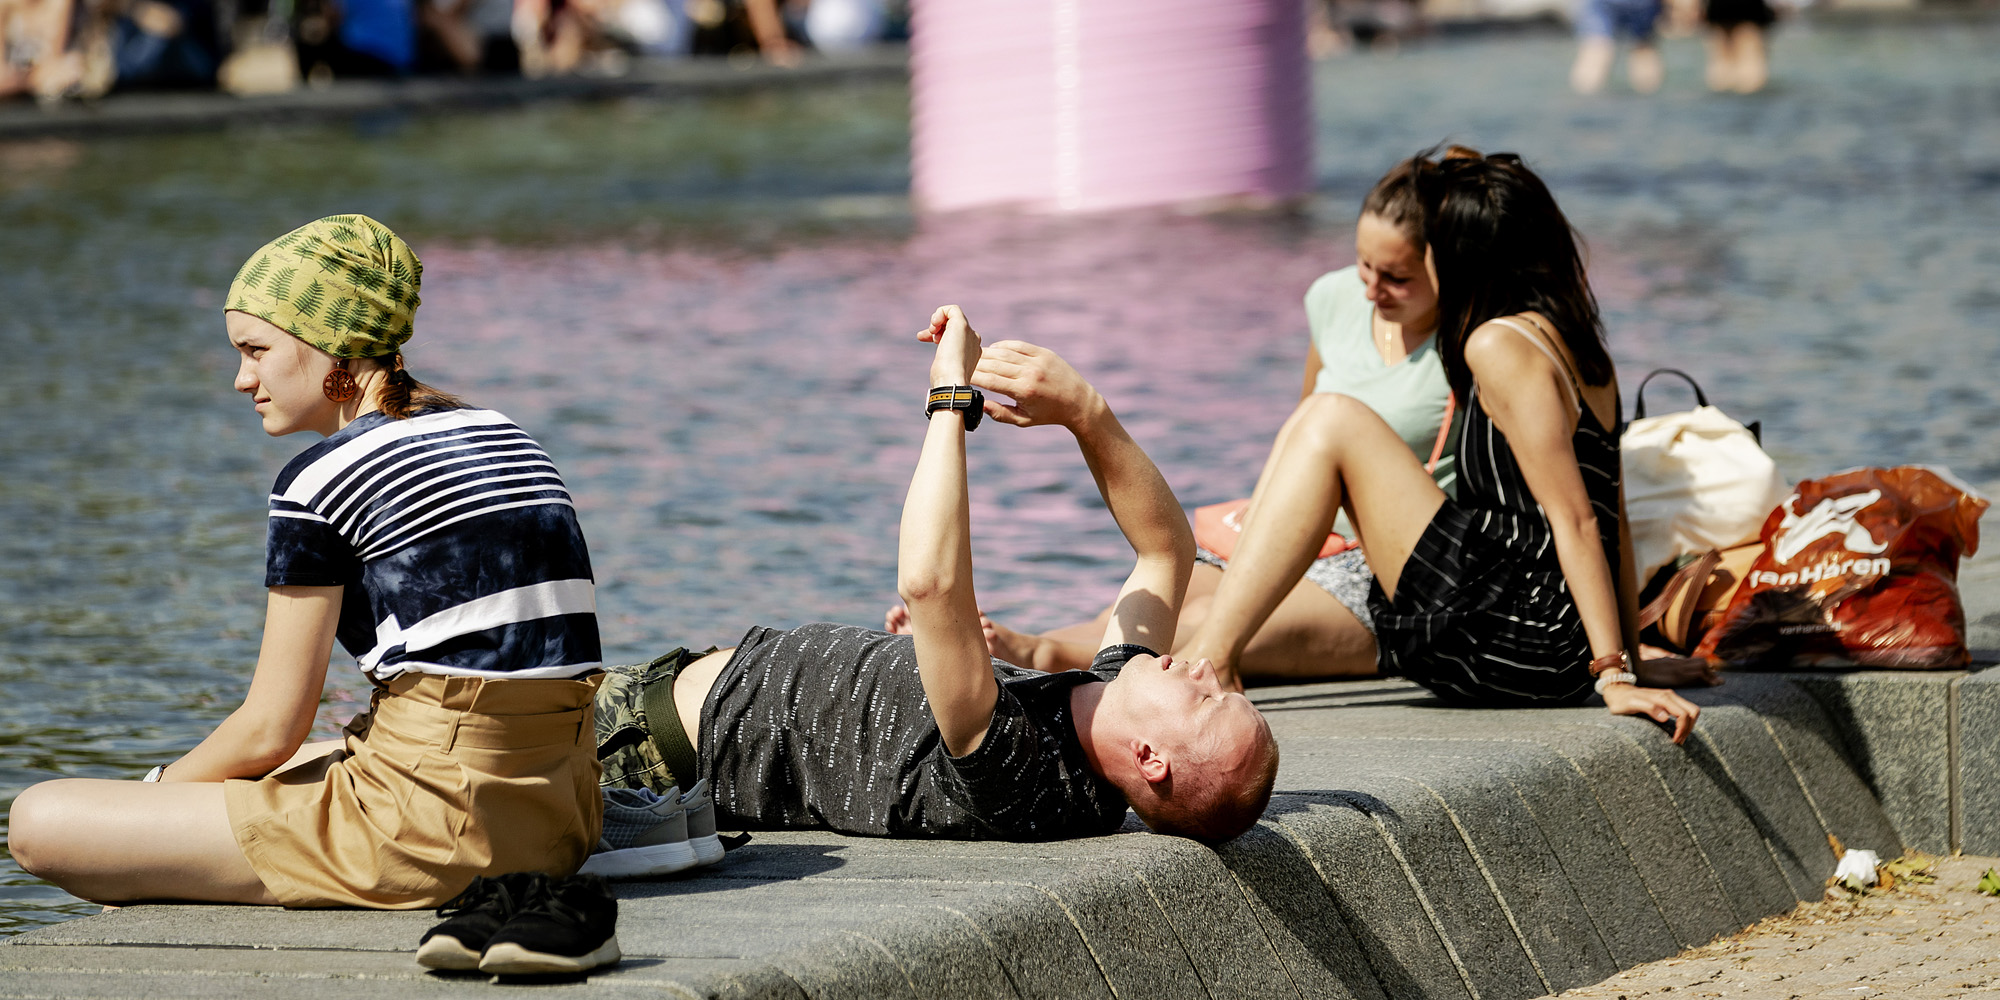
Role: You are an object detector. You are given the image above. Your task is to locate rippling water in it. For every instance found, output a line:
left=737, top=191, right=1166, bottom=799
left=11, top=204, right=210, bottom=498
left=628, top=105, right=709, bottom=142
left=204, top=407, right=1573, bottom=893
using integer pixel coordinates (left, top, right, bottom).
left=3, top=16, right=1997, bottom=933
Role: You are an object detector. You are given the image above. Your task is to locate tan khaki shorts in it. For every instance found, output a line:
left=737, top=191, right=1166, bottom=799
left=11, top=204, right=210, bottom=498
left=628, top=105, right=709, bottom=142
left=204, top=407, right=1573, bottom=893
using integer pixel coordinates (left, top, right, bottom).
left=225, top=672, right=603, bottom=909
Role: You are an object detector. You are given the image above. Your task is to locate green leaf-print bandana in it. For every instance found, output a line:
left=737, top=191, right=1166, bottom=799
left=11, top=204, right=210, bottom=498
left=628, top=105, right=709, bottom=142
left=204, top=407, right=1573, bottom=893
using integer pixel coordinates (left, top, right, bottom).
left=225, top=214, right=422, bottom=360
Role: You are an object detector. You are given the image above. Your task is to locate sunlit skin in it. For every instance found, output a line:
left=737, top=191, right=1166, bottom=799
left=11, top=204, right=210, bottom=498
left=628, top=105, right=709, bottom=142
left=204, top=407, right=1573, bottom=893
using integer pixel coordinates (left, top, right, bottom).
left=7, top=313, right=395, bottom=906
left=670, top=645, right=1268, bottom=803
left=961, top=211, right=1443, bottom=682
left=1088, top=652, right=1266, bottom=783
left=1101, top=653, right=1256, bottom=741
left=226, top=311, right=386, bottom=438
left=664, top=304, right=1271, bottom=836
left=1354, top=210, right=1439, bottom=350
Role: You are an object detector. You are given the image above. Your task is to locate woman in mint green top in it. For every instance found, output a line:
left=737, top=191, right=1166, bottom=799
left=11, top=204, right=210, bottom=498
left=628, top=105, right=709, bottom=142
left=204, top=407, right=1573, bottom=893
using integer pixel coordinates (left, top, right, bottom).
left=963, top=162, right=1456, bottom=682
left=1304, top=263, right=1458, bottom=524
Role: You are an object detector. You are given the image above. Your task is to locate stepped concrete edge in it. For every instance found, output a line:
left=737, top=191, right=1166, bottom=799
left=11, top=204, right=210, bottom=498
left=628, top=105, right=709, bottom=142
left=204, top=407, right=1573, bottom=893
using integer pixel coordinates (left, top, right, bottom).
left=4, top=536, right=1992, bottom=999
left=7, top=666, right=1972, bottom=1000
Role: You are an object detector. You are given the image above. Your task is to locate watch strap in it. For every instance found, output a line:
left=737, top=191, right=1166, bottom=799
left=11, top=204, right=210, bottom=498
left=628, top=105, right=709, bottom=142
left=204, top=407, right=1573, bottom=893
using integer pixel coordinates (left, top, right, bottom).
left=925, top=386, right=984, bottom=431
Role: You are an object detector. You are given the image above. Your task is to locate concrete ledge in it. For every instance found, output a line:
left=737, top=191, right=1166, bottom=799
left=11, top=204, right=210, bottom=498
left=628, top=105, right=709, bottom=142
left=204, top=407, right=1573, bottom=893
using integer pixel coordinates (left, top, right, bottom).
left=1961, top=669, right=2000, bottom=855
left=3, top=674, right=1929, bottom=1000
left=10, top=565, right=1993, bottom=997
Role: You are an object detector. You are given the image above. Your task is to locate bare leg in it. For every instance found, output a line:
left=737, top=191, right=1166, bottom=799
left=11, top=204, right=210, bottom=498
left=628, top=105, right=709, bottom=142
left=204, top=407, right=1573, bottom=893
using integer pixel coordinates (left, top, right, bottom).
left=890, top=601, right=1076, bottom=669
left=1730, top=23, right=1767, bottom=93
left=742, top=0, right=800, bottom=66
left=958, top=537, right=1378, bottom=681
left=975, top=562, right=1230, bottom=672
left=1193, top=576, right=1377, bottom=683
left=1038, top=618, right=1109, bottom=646
left=1704, top=27, right=1733, bottom=90
left=420, top=3, right=483, bottom=73
left=1628, top=43, right=1663, bottom=94
left=276, top=738, right=345, bottom=773
left=9, top=779, right=277, bottom=905
left=1571, top=36, right=1615, bottom=94
left=1180, top=394, right=1443, bottom=687
left=981, top=616, right=1093, bottom=672
left=1006, top=560, right=1377, bottom=680
left=893, top=563, right=1184, bottom=672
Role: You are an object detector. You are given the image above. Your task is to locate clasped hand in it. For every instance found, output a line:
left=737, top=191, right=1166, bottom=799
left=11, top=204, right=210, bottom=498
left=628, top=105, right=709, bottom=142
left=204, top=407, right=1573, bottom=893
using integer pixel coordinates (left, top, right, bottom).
left=918, top=305, right=1103, bottom=431
left=920, top=304, right=983, bottom=391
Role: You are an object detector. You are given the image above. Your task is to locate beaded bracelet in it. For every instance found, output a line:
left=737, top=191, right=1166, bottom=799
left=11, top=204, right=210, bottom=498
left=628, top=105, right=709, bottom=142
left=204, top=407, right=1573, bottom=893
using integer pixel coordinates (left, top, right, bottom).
left=1593, top=670, right=1639, bottom=695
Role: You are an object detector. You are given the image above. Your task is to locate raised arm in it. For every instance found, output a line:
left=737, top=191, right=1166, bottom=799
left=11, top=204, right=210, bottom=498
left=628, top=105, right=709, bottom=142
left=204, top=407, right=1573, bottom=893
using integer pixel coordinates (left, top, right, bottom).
left=1465, top=323, right=1699, bottom=742
left=973, top=341, right=1194, bottom=657
left=164, top=585, right=342, bottom=781
left=898, top=306, right=1000, bottom=758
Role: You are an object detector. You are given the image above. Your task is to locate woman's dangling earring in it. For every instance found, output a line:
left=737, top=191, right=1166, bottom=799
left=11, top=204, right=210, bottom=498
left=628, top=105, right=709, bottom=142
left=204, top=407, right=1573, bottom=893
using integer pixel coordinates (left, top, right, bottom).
left=323, top=358, right=359, bottom=402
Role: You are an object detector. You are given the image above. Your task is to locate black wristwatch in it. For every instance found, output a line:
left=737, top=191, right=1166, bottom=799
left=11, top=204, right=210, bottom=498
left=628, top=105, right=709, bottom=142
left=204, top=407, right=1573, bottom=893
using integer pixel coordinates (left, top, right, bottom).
left=925, top=385, right=984, bottom=431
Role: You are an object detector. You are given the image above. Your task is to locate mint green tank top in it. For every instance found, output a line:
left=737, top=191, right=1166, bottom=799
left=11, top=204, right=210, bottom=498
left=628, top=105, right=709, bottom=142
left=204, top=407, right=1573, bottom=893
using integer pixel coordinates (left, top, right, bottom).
left=1305, top=266, right=1459, bottom=538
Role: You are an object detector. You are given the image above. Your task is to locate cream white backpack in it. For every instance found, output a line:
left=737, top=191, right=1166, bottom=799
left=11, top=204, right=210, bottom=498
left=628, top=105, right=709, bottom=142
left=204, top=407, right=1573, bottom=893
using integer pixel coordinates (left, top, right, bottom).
left=1622, top=369, right=1788, bottom=583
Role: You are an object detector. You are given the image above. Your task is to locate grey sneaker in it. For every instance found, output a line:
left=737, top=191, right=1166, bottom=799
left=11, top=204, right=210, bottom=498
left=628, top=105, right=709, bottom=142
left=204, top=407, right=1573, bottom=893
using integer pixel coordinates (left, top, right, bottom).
left=679, top=780, right=726, bottom=868
left=581, top=787, right=696, bottom=878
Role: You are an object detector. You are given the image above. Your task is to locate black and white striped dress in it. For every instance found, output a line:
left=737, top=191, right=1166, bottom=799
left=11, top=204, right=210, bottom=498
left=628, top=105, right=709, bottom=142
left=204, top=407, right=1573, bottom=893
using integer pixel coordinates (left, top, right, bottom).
left=1366, top=318, right=1623, bottom=707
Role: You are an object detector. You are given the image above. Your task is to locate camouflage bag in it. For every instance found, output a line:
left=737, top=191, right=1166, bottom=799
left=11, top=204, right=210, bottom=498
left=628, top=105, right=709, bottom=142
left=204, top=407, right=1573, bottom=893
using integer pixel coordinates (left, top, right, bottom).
left=594, top=647, right=712, bottom=795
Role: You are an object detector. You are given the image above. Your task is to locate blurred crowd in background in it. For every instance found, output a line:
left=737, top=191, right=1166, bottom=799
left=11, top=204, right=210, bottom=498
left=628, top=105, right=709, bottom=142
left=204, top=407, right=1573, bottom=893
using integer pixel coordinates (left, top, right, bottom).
left=0, top=0, right=1895, bottom=105
left=0, top=0, right=904, bottom=102
left=1311, top=0, right=1803, bottom=93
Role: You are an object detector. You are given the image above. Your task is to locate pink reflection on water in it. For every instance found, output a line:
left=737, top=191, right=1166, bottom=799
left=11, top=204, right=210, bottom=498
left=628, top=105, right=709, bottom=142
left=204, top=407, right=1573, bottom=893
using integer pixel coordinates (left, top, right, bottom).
left=408, top=212, right=1345, bottom=654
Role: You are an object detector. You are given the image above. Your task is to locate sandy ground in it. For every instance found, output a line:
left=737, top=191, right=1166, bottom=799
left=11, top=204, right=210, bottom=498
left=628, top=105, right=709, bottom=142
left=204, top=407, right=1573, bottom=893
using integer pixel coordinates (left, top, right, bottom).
left=1555, top=855, right=2000, bottom=1000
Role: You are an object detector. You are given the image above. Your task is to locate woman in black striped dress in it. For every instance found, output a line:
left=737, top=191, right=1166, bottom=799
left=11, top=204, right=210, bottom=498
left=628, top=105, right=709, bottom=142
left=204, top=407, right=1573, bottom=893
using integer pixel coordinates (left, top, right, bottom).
left=1179, top=147, right=1702, bottom=740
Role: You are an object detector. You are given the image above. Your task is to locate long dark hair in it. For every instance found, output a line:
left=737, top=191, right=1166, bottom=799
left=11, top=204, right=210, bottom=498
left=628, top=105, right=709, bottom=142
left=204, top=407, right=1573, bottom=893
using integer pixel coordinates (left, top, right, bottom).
left=1411, top=146, right=1610, bottom=401
left=1359, top=157, right=1428, bottom=247
left=364, top=353, right=465, bottom=419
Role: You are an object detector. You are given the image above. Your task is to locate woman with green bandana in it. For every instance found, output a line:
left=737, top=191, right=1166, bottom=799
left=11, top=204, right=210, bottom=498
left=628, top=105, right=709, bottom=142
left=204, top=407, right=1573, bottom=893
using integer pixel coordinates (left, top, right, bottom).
left=12, top=215, right=607, bottom=910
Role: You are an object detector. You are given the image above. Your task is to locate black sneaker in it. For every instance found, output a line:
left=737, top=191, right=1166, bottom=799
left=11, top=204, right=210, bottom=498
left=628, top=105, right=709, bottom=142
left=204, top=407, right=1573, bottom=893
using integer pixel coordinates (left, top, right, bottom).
left=477, top=873, right=622, bottom=975
left=417, top=872, right=547, bottom=970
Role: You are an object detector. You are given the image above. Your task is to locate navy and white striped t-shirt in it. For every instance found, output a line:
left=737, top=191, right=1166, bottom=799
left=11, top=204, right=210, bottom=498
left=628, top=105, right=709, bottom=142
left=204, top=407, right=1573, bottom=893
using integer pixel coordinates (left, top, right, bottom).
left=265, top=408, right=601, bottom=681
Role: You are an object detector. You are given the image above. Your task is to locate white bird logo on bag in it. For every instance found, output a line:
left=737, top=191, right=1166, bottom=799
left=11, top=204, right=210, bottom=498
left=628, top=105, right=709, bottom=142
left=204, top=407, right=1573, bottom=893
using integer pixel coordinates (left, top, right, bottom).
left=1771, top=490, right=1890, bottom=564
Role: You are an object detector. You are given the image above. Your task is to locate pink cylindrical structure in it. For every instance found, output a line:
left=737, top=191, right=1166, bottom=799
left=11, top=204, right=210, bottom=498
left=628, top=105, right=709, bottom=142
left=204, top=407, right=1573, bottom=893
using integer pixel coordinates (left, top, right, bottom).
left=909, top=0, right=1313, bottom=214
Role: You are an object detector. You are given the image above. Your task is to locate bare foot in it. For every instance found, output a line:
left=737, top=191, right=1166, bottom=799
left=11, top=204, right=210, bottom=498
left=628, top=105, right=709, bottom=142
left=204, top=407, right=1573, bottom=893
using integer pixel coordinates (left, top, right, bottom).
left=888, top=604, right=1096, bottom=672
left=884, top=603, right=911, bottom=634
left=980, top=616, right=1093, bottom=673
left=987, top=616, right=1104, bottom=673
left=1634, top=653, right=1721, bottom=689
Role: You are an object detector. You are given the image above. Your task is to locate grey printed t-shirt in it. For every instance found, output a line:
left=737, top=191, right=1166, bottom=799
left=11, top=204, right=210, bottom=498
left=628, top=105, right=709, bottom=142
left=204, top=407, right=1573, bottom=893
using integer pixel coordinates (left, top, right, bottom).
left=698, top=623, right=1138, bottom=840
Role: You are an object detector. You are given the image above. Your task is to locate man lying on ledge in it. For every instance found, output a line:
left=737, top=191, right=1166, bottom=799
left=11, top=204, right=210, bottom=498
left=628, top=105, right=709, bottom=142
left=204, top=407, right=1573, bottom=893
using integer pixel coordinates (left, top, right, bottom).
left=596, top=305, right=1278, bottom=845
